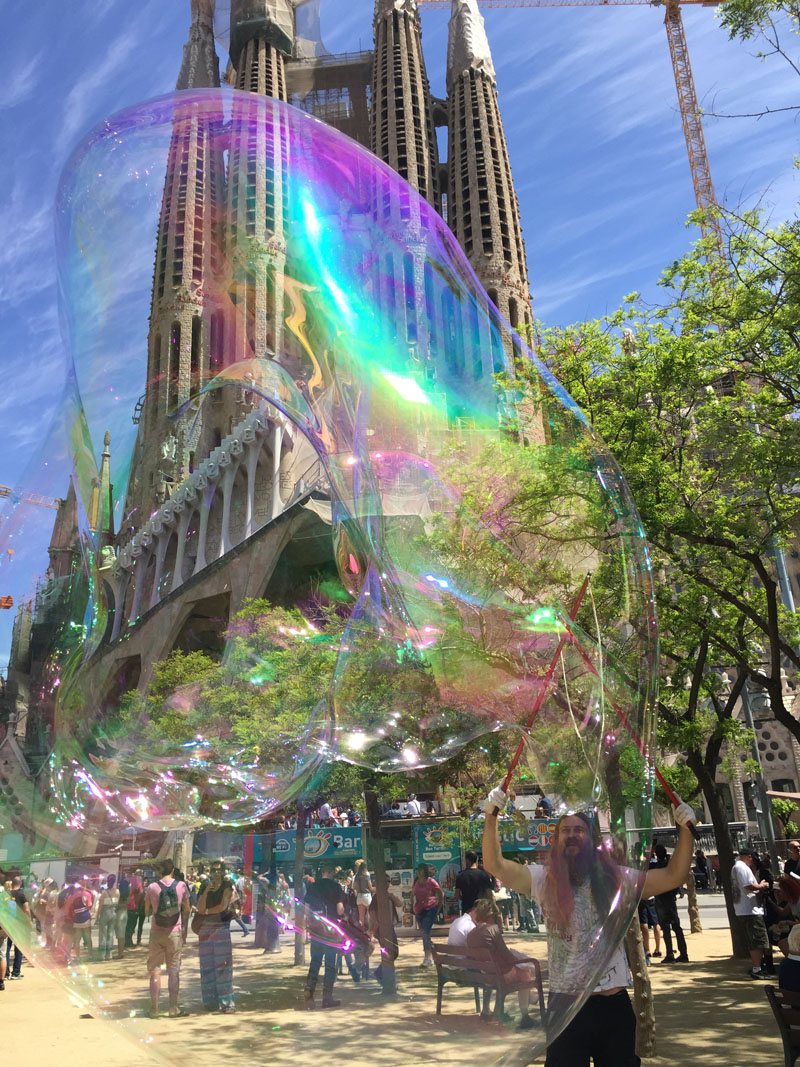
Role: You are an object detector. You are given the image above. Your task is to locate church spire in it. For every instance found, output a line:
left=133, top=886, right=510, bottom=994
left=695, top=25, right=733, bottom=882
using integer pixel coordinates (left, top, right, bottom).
left=371, top=0, right=440, bottom=210
left=230, top=0, right=294, bottom=99
left=177, top=0, right=220, bottom=90
left=446, top=0, right=531, bottom=338
left=447, top=0, right=496, bottom=88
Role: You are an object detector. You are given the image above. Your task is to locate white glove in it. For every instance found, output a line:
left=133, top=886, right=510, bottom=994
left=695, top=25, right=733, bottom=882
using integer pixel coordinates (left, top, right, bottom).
left=673, top=800, right=695, bottom=828
left=486, top=787, right=508, bottom=814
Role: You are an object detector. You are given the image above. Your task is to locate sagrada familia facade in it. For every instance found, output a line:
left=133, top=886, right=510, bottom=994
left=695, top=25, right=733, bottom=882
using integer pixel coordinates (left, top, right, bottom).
left=3, top=0, right=534, bottom=796
left=2, top=1, right=798, bottom=852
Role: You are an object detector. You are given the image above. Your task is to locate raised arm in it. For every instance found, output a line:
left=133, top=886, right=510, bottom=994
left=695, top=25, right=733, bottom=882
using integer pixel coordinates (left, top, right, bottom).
left=642, top=802, right=696, bottom=898
left=481, top=787, right=534, bottom=896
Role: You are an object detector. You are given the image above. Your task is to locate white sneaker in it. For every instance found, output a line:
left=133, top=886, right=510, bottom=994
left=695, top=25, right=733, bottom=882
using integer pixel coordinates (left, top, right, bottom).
left=420, top=958, right=434, bottom=968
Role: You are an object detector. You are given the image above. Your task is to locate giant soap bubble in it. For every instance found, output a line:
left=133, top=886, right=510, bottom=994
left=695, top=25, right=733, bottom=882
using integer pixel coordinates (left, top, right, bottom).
left=0, top=88, right=657, bottom=1063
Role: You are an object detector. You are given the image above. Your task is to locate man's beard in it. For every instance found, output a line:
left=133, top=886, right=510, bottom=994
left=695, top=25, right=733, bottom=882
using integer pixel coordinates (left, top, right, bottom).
left=566, top=843, right=593, bottom=881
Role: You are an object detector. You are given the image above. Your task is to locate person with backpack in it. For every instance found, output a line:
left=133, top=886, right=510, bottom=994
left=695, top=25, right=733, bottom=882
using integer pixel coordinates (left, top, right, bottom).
left=144, top=858, right=190, bottom=1018
left=69, top=881, right=95, bottom=961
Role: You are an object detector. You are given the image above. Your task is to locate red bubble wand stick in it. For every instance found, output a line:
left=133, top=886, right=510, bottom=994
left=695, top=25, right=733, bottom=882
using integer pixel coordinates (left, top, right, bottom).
left=554, top=614, right=699, bottom=838
left=499, top=574, right=591, bottom=799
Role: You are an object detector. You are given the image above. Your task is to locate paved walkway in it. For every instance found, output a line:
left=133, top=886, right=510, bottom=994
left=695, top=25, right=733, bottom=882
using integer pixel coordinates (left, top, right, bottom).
left=1, top=924, right=784, bottom=1065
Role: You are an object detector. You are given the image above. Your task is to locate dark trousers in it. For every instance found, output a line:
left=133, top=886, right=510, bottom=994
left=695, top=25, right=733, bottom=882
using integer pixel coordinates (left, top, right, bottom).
left=305, top=942, right=337, bottom=999
left=5, top=940, right=21, bottom=977
left=654, top=896, right=687, bottom=958
left=545, top=990, right=641, bottom=1067
left=124, top=911, right=138, bottom=946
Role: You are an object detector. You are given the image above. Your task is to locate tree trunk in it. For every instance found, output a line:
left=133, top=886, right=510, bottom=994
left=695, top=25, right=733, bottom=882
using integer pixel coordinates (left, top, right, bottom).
left=687, top=752, right=748, bottom=957
left=294, top=802, right=306, bottom=966
left=627, top=918, right=656, bottom=1059
left=365, top=784, right=397, bottom=995
left=685, top=872, right=702, bottom=934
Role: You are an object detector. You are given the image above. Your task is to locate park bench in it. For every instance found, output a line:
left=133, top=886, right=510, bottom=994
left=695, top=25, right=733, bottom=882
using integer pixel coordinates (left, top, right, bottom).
left=766, top=986, right=800, bottom=1067
left=431, top=940, right=546, bottom=1024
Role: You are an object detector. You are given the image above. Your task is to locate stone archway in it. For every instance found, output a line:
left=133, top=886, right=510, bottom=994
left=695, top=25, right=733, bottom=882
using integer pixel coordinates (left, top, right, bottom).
left=170, top=591, right=232, bottom=660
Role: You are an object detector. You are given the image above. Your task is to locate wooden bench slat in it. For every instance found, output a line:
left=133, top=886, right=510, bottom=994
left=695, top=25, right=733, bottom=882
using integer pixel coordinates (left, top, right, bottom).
left=766, top=986, right=800, bottom=1067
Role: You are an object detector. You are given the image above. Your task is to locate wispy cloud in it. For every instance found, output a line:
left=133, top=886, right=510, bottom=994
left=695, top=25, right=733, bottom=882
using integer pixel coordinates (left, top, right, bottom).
left=0, top=182, right=54, bottom=308
left=0, top=53, right=45, bottom=111
left=54, top=28, right=143, bottom=159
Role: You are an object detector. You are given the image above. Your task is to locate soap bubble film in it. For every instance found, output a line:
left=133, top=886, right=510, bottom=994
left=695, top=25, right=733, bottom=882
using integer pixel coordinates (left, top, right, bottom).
left=0, top=87, right=657, bottom=1063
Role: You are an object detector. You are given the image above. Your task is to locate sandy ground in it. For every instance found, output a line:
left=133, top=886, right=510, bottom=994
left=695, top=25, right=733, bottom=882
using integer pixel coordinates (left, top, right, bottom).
left=2, top=922, right=784, bottom=1066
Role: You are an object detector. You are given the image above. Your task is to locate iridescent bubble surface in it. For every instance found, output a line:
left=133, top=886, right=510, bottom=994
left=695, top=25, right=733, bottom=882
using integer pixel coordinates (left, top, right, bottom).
left=0, top=88, right=657, bottom=1063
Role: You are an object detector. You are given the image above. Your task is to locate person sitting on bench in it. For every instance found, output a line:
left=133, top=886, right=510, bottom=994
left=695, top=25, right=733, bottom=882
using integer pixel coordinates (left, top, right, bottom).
left=465, top=896, right=537, bottom=1029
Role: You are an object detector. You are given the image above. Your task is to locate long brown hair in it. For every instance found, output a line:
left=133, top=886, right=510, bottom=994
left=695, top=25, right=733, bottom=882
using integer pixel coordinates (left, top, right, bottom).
left=541, top=813, right=623, bottom=933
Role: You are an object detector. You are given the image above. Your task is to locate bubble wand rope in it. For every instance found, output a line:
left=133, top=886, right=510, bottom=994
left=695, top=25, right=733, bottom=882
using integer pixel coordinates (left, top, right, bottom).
left=557, top=616, right=699, bottom=839
left=496, top=574, right=591, bottom=803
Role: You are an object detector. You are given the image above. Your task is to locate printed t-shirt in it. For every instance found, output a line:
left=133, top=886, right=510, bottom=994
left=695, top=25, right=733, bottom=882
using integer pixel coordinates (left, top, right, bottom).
left=732, top=859, right=763, bottom=917
left=528, top=863, right=631, bottom=995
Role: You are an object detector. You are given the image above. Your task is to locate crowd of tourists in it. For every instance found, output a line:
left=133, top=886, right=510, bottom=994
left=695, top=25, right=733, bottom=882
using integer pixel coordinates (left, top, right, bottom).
left=19, top=787, right=796, bottom=1066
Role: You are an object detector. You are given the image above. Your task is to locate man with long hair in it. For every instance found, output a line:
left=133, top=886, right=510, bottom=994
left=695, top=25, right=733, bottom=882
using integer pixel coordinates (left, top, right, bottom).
left=482, top=789, right=693, bottom=1066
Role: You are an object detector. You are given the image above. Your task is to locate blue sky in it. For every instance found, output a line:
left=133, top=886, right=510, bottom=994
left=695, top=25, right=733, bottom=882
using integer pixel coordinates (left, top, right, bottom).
left=0, top=0, right=797, bottom=668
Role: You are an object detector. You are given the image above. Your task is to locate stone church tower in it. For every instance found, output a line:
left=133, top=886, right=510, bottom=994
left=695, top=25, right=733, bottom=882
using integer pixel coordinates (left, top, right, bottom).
left=446, top=0, right=532, bottom=336
left=371, top=0, right=440, bottom=211
left=9, top=0, right=539, bottom=739
left=126, top=0, right=224, bottom=524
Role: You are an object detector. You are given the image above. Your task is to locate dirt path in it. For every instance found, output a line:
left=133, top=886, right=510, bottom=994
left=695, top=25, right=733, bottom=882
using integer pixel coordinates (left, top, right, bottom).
left=2, top=925, right=783, bottom=1065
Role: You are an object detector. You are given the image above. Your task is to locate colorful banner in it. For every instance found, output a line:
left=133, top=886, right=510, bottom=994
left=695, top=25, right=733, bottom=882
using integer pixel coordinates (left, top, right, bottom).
left=412, top=823, right=461, bottom=899
left=499, top=817, right=558, bottom=852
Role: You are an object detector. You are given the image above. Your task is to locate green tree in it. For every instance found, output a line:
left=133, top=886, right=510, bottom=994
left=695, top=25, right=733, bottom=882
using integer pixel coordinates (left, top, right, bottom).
left=772, top=795, right=800, bottom=838
left=519, top=210, right=800, bottom=952
left=716, top=0, right=799, bottom=118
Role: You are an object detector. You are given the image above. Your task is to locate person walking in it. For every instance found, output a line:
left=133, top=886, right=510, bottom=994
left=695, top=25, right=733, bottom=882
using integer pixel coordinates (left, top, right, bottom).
left=229, top=868, right=250, bottom=937
left=482, top=785, right=693, bottom=1066
left=124, top=871, right=143, bottom=948
left=303, top=861, right=346, bottom=1009
left=144, top=858, right=191, bottom=1018
left=651, top=844, right=689, bottom=964
left=135, top=872, right=148, bottom=945
left=196, top=861, right=236, bottom=1013
left=412, top=863, right=443, bottom=968
left=637, top=893, right=663, bottom=962
left=7, top=876, right=33, bottom=979
left=353, top=861, right=374, bottom=929
left=96, top=875, right=120, bottom=961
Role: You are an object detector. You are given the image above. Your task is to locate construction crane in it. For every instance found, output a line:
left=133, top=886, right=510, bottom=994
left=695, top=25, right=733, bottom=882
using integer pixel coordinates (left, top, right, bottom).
left=0, top=485, right=61, bottom=511
left=419, top=0, right=726, bottom=262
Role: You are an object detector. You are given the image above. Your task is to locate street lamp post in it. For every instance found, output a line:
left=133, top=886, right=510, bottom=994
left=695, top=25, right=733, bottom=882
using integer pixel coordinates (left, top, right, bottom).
left=739, top=682, right=780, bottom=873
